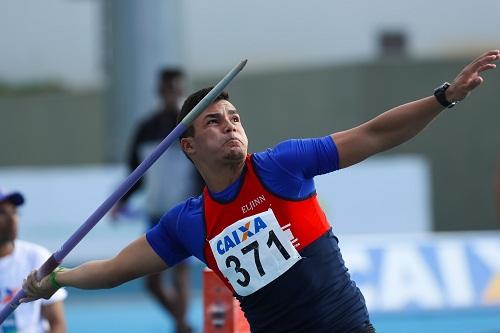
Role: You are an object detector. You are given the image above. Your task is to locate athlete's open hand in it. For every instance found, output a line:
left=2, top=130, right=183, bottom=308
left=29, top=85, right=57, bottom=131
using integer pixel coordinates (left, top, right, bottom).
left=446, top=49, right=499, bottom=102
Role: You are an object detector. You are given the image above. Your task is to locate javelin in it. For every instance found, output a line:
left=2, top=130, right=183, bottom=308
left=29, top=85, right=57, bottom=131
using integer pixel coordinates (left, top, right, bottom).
left=0, top=59, right=248, bottom=324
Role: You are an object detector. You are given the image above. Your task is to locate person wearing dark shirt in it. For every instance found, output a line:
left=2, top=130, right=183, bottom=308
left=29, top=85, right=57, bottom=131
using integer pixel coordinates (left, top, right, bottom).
left=112, top=69, right=203, bottom=333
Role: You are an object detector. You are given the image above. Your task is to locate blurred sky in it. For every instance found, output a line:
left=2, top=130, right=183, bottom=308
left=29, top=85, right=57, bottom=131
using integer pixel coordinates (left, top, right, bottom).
left=0, top=0, right=499, bottom=88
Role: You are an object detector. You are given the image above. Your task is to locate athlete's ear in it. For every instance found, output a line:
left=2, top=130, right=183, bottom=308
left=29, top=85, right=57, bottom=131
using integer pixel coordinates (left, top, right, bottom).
left=180, top=137, right=195, bottom=155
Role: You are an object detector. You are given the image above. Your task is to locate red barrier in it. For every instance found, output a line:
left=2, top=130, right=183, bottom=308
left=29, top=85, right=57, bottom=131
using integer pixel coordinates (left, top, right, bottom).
left=203, top=268, right=250, bottom=333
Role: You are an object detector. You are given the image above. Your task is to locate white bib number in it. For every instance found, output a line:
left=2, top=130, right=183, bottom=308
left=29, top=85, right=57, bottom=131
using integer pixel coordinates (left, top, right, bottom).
left=209, top=209, right=301, bottom=296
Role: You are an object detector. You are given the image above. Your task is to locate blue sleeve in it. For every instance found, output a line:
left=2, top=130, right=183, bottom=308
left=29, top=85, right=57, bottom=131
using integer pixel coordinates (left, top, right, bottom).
left=257, top=136, right=339, bottom=179
left=146, top=202, right=191, bottom=267
left=252, top=136, right=339, bottom=199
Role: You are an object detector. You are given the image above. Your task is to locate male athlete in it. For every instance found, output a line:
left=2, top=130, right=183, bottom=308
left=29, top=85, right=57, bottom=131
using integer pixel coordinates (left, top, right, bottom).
left=22, top=50, right=499, bottom=332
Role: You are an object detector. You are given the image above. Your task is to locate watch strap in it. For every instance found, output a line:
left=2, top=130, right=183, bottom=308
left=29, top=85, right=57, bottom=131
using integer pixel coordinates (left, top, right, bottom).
left=434, top=82, right=457, bottom=108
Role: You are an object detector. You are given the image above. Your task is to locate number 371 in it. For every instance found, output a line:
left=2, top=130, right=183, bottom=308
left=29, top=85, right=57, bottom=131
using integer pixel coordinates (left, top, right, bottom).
left=225, top=230, right=291, bottom=287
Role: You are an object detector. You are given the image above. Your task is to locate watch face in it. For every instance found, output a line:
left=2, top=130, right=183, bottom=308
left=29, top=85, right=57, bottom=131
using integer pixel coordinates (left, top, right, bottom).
left=435, top=82, right=450, bottom=92
left=434, top=82, right=454, bottom=108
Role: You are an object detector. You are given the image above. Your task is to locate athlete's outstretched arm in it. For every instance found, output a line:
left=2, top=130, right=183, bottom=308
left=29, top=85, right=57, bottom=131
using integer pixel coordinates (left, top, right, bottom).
left=21, top=235, right=168, bottom=302
left=333, top=49, right=499, bottom=169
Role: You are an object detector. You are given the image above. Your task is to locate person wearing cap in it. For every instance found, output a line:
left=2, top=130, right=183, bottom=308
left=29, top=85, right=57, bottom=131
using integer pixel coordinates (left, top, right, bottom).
left=0, top=189, right=67, bottom=333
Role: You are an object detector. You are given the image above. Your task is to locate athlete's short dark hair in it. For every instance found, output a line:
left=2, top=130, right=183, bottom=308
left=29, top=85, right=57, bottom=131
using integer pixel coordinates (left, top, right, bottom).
left=177, top=86, right=230, bottom=139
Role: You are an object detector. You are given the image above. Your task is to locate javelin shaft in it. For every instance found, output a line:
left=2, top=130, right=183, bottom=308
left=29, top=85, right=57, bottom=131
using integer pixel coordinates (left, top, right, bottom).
left=0, top=59, right=247, bottom=324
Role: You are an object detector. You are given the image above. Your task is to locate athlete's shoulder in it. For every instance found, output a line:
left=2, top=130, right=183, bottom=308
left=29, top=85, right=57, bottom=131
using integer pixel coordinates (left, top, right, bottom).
left=252, top=136, right=339, bottom=179
left=183, top=194, right=204, bottom=216
left=254, top=136, right=335, bottom=159
left=252, top=139, right=292, bottom=166
left=165, top=194, right=204, bottom=222
left=148, top=194, right=204, bottom=265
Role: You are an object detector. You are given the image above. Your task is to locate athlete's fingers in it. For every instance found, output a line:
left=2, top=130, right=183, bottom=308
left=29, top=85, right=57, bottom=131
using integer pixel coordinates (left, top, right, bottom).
left=22, top=270, right=38, bottom=296
left=477, top=63, right=496, bottom=73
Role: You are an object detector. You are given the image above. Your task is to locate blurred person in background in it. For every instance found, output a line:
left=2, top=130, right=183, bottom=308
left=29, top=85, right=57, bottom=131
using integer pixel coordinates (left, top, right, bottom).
left=111, top=68, right=203, bottom=333
left=22, top=50, right=499, bottom=333
left=495, top=152, right=500, bottom=226
left=0, top=188, right=67, bottom=333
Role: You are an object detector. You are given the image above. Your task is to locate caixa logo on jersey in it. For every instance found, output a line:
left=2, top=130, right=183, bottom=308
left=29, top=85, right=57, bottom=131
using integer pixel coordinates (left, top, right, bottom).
left=215, top=217, right=268, bottom=255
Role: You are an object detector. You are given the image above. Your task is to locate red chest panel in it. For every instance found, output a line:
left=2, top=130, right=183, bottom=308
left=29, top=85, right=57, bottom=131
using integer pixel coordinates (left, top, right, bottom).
left=203, top=155, right=330, bottom=292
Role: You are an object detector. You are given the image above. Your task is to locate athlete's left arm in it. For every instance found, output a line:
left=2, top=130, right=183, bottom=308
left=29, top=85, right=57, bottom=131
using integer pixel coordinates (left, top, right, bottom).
left=22, top=236, right=168, bottom=302
left=333, top=50, right=499, bottom=169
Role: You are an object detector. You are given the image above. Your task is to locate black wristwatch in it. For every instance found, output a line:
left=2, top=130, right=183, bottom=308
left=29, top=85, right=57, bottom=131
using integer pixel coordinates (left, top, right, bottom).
left=433, top=82, right=457, bottom=108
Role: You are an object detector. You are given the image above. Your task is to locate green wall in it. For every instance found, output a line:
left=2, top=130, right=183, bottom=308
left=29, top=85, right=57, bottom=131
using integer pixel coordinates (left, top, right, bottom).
left=0, top=91, right=105, bottom=166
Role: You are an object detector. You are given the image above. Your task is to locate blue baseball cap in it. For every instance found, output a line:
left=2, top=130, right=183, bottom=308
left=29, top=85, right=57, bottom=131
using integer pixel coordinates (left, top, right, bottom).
left=0, top=188, right=25, bottom=206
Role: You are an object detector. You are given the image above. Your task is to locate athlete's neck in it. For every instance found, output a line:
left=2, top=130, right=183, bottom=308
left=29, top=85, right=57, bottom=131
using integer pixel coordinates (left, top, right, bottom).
left=200, top=160, right=245, bottom=193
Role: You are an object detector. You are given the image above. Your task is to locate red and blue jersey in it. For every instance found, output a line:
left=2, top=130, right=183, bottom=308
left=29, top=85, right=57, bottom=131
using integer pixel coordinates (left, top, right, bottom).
left=203, top=153, right=331, bottom=294
left=147, top=136, right=370, bottom=332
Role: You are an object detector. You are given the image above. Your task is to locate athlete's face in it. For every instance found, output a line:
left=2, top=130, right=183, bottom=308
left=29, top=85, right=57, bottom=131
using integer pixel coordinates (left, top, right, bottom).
left=182, top=100, right=248, bottom=166
left=0, top=201, right=18, bottom=245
